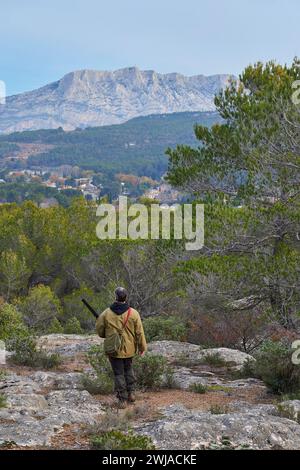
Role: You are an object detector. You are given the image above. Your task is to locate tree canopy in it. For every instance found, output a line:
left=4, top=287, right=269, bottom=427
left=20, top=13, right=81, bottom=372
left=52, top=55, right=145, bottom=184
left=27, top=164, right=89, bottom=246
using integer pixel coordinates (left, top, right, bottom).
left=167, top=60, right=300, bottom=328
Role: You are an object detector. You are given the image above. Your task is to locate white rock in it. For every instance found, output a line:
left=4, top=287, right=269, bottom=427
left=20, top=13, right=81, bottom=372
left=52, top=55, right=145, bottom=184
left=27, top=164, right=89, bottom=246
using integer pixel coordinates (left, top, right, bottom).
left=30, top=371, right=84, bottom=390
left=6, top=394, right=49, bottom=411
left=148, top=340, right=203, bottom=361
left=148, top=340, right=255, bottom=369
left=197, top=347, right=255, bottom=369
left=37, top=334, right=102, bottom=356
left=0, top=68, right=234, bottom=133
left=135, top=404, right=300, bottom=450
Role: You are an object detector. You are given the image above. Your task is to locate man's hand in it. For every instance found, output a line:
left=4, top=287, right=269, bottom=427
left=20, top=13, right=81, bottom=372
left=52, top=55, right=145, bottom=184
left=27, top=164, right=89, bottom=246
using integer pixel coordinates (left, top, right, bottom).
left=139, top=351, right=145, bottom=356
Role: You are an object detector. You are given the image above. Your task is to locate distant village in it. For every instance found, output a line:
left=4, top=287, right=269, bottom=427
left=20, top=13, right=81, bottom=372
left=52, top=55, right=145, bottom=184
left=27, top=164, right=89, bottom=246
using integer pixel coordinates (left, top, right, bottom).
left=0, top=166, right=100, bottom=206
left=0, top=164, right=182, bottom=207
left=143, top=182, right=181, bottom=204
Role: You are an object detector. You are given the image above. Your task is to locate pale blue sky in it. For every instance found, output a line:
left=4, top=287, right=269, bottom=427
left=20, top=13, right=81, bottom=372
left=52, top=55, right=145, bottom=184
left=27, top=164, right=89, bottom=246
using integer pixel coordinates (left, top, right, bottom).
left=1, top=0, right=299, bottom=95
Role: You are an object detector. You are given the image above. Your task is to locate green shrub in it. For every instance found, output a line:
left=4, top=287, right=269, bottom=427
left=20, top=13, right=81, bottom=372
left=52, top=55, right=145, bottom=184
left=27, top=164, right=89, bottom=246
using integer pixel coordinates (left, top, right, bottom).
left=164, top=365, right=176, bottom=389
left=39, top=352, right=62, bottom=369
left=64, top=317, right=83, bottom=334
left=0, top=369, right=7, bottom=380
left=9, top=336, right=62, bottom=369
left=239, top=358, right=257, bottom=378
left=188, top=383, right=232, bottom=394
left=281, top=392, right=300, bottom=401
left=201, top=353, right=227, bottom=367
left=9, top=336, right=36, bottom=364
left=206, top=385, right=232, bottom=393
left=133, top=354, right=168, bottom=390
left=88, top=407, right=150, bottom=439
left=0, top=302, right=29, bottom=342
left=189, top=383, right=207, bottom=394
left=0, top=394, right=6, bottom=408
left=85, top=346, right=114, bottom=394
left=47, top=318, right=64, bottom=334
left=90, top=430, right=155, bottom=450
left=81, top=373, right=114, bottom=395
left=276, top=403, right=300, bottom=423
left=86, top=347, right=170, bottom=392
left=202, top=436, right=251, bottom=450
left=88, top=410, right=129, bottom=436
left=62, top=287, right=103, bottom=332
left=173, top=352, right=200, bottom=367
left=17, top=285, right=63, bottom=334
left=253, top=340, right=300, bottom=394
left=209, top=404, right=229, bottom=414
left=143, top=316, right=187, bottom=342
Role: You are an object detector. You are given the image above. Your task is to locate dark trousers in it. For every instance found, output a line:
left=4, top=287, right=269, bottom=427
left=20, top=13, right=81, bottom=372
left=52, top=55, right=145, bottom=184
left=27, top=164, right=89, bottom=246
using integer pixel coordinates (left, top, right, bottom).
left=109, top=357, right=135, bottom=401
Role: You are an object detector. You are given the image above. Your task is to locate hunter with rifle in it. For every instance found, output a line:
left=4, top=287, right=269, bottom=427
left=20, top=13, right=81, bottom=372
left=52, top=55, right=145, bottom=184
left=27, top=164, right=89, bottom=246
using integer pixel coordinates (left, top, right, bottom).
left=82, top=287, right=147, bottom=408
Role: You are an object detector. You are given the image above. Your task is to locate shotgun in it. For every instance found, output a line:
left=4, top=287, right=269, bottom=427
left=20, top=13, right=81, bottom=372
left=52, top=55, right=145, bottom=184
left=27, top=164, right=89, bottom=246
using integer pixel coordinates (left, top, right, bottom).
left=81, top=298, right=99, bottom=319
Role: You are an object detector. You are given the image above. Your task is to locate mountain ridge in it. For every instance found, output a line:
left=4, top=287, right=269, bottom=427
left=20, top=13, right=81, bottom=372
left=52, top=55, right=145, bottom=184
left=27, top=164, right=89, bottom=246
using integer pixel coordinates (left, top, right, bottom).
left=0, top=67, right=233, bottom=133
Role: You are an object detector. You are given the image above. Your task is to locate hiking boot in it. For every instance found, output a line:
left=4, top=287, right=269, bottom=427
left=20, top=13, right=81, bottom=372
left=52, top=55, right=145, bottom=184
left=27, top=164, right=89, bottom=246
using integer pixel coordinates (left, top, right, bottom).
left=116, top=399, right=127, bottom=409
left=127, top=392, right=136, bottom=403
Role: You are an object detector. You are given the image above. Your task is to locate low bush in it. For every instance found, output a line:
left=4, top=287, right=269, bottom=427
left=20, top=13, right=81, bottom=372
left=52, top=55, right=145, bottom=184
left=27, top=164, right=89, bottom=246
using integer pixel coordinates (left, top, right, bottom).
left=64, top=317, right=83, bottom=334
left=201, top=353, right=227, bottom=367
left=209, top=404, right=229, bottom=415
left=186, top=309, right=268, bottom=353
left=16, top=285, right=63, bottom=334
left=81, top=373, right=113, bottom=395
left=88, top=410, right=129, bottom=435
left=143, top=316, right=187, bottom=342
left=189, top=383, right=232, bottom=394
left=276, top=403, right=300, bottom=423
left=163, top=365, right=176, bottom=389
left=173, top=352, right=200, bottom=368
left=88, top=406, right=150, bottom=439
left=0, top=393, right=6, bottom=408
left=202, top=436, right=251, bottom=450
left=206, top=385, right=232, bottom=393
left=85, top=346, right=114, bottom=394
left=125, top=403, right=150, bottom=420
left=39, top=352, right=62, bottom=369
left=252, top=340, right=300, bottom=395
left=0, top=302, right=29, bottom=342
left=47, top=318, right=64, bottom=334
left=189, top=383, right=207, bottom=394
left=90, top=430, right=155, bottom=450
left=133, top=354, right=169, bottom=390
left=9, top=336, right=62, bottom=369
left=281, top=392, right=300, bottom=401
left=239, top=358, right=257, bottom=378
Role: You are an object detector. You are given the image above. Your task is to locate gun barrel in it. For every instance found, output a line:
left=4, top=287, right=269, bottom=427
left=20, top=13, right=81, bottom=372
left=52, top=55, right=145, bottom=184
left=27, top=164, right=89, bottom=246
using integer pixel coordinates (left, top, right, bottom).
left=81, top=298, right=99, bottom=319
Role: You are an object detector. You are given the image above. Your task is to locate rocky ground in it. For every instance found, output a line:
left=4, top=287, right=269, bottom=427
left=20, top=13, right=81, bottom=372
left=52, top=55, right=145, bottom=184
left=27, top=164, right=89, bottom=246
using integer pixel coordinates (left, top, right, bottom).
left=1, top=335, right=300, bottom=450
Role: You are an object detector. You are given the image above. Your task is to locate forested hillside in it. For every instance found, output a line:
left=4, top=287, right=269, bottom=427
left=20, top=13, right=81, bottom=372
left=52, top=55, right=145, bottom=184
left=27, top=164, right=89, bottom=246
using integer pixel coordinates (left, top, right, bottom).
left=0, top=112, right=220, bottom=179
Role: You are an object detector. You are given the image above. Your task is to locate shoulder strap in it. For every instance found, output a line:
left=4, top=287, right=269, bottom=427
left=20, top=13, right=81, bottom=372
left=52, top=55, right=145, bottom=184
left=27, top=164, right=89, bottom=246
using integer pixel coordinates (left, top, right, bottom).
left=122, top=307, right=131, bottom=330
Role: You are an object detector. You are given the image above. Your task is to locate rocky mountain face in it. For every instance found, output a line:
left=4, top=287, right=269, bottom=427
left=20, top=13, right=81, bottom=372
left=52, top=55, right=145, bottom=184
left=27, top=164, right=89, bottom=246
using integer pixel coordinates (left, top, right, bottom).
left=0, top=67, right=233, bottom=133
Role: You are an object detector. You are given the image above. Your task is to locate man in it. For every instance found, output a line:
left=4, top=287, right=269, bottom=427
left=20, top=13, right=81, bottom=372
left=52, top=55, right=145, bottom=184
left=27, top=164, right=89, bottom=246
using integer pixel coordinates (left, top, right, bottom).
left=96, top=287, right=147, bottom=407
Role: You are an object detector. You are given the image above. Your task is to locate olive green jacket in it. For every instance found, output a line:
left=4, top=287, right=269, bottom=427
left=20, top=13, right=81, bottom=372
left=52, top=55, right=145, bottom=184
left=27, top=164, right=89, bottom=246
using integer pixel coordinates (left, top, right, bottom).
left=96, top=307, right=147, bottom=358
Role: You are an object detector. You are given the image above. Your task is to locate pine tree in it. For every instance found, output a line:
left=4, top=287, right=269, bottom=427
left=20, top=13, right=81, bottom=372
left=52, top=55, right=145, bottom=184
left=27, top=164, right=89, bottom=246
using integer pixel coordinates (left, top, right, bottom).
left=167, top=60, right=300, bottom=327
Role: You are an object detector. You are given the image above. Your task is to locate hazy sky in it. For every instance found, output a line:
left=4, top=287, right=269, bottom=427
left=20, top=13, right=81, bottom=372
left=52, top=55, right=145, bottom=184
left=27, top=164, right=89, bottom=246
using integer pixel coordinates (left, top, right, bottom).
left=1, top=0, right=299, bottom=95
